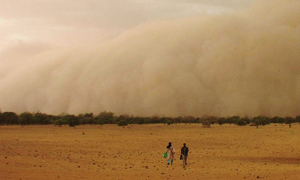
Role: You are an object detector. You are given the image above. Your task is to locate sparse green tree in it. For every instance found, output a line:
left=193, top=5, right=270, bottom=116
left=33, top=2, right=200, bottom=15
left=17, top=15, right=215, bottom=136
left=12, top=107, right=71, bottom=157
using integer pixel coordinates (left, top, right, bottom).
left=271, top=116, right=279, bottom=123
left=236, top=118, right=249, bottom=126
left=295, top=116, right=300, bottom=123
left=78, top=113, right=95, bottom=125
left=2, top=112, right=18, bottom=125
left=97, top=111, right=114, bottom=124
left=143, top=118, right=149, bottom=125
left=285, top=117, right=294, bottom=128
left=217, top=118, right=225, bottom=126
left=166, top=118, right=173, bottom=126
left=32, top=112, right=51, bottom=125
left=54, top=119, right=64, bottom=127
left=277, top=117, right=285, bottom=125
left=118, top=120, right=128, bottom=128
left=0, top=111, right=3, bottom=125
left=19, top=112, right=33, bottom=126
left=252, top=116, right=270, bottom=128
left=149, top=116, right=160, bottom=124
left=59, top=114, right=79, bottom=128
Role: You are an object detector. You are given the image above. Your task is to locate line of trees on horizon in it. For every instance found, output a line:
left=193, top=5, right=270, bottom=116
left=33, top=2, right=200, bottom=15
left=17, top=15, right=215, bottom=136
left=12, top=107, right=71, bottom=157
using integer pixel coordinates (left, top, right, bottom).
left=1, top=110, right=300, bottom=128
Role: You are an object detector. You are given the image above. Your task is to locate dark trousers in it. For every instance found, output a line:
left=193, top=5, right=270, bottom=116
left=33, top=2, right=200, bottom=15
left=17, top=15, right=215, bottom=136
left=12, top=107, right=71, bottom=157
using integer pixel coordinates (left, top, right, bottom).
left=183, top=155, right=187, bottom=166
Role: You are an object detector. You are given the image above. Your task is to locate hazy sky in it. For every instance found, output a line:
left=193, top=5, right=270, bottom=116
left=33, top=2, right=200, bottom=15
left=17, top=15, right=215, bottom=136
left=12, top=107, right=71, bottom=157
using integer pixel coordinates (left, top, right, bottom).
left=0, top=0, right=253, bottom=51
left=1, top=0, right=299, bottom=117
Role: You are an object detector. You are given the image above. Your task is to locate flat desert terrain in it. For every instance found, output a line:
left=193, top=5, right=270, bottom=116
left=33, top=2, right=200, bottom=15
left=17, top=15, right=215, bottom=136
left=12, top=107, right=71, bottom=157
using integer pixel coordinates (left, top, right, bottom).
left=1, top=124, right=300, bottom=180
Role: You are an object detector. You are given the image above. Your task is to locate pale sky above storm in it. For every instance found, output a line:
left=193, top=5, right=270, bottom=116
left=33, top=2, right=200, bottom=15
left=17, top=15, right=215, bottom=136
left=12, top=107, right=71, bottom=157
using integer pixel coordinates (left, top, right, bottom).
left=1, top=0, right=300, bottom=117
left=0, top=0, right=253, bottom=50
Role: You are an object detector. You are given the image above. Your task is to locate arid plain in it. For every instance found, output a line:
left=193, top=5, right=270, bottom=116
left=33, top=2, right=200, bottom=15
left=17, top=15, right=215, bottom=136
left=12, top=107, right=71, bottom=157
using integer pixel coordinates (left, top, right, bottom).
left=1, top=124, right=300, bottom=180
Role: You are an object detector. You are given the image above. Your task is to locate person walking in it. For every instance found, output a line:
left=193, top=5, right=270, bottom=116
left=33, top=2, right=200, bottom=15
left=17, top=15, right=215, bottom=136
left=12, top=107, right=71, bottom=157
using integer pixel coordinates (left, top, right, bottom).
left=181, top=143, right=189, bottom=167
left=166, top=142, right=175, bottom=165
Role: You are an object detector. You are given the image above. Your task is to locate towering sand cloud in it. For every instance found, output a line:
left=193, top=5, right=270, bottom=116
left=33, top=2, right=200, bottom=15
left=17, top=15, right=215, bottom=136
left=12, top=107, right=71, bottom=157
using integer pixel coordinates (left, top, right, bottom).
left=0, top=0, right=299, bottom=117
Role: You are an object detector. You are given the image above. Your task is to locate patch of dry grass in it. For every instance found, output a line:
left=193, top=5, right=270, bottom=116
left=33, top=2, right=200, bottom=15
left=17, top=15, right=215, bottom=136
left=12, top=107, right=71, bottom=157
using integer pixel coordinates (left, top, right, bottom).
left=1, top=124, right=300, bottom=179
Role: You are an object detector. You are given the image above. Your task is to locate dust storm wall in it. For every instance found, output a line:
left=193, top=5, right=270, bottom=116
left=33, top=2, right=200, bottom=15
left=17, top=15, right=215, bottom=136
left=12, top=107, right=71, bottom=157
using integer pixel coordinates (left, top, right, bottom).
left=0, top=0, right=299, bottom=117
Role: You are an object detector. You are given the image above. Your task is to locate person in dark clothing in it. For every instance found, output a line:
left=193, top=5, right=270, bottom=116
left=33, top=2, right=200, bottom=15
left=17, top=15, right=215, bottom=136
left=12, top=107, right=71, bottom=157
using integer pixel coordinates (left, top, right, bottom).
left=181, top=143, right=189, bottom=167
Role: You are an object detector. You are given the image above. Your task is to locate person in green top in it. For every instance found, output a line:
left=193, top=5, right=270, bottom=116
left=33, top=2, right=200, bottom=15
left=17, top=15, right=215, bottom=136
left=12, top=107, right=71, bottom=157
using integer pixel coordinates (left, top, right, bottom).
left=166, top=142, right=175, bottom=165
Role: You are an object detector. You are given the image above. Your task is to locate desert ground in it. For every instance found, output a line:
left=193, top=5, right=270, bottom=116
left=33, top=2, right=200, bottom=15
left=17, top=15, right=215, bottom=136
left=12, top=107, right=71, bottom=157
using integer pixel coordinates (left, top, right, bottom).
left=1, top=124, right=300, bottom=180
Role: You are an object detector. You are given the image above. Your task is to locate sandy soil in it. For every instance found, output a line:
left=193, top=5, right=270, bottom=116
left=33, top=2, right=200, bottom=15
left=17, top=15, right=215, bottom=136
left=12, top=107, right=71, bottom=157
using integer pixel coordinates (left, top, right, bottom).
left=1, top=124, right=300, bottom=180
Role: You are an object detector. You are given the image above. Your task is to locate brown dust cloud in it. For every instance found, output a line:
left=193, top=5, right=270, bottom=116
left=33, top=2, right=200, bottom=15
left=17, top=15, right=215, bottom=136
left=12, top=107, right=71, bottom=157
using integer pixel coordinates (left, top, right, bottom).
left=0, top=0, right=299, bottom=117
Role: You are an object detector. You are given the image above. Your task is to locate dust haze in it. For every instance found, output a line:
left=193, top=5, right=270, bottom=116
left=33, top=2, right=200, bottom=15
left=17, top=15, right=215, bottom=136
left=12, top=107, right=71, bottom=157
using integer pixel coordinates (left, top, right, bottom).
left=0, top=0, right=299, bottom=117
